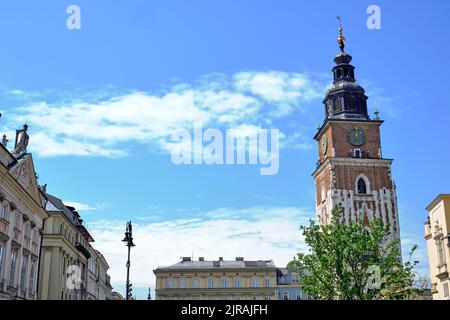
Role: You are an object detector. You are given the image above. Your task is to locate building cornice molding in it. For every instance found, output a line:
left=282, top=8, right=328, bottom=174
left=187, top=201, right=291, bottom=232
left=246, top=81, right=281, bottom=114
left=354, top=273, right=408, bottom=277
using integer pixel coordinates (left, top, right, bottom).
left=312, top=157, right=393, bottom=179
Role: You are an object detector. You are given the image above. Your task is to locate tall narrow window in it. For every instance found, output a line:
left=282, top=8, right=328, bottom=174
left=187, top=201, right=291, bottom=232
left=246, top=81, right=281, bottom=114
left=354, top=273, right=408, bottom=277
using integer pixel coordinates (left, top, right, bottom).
left=28, top=262, right=35, bottom=295
left=15, top=213, right=21, bottom=229
left=24, top=223, right=31, bottom=238
left=167, top=278, right=174, bottom=289
left=10, top=250, right=17, bottom=287
left=321, top=181, right=326, bottom=202
left=436, top=238, right=446, bottom=267
left=252, top=278, right=259, bottom=288
left=208, top=278, right=215, bottom=289
left=444, top=283, right=449, bottom=298
left=333, top=98, right=340, bottom=112
left=0, top=203, right=9, bottom=220
left=178, top=278, right=186, bottom=289
left=192, top=278, right=200, bottom=289
left=0, top=243, right=4, bottom=276
left=20, top=256, right=28, bottom=292
left=264, top=279, right=270, bottom=288
left=357, top=178, right=367, bottom=194
left=221, top=279, right=228, bottom=288
left=348, top=96, right=356, bottom=110
left=234, top=278, right=241, bottom=288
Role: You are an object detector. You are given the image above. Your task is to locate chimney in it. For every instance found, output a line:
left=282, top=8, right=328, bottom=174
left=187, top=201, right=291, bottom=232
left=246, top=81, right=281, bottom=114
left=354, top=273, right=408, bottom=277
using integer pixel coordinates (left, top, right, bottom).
left=235, top=257, right=244, bottom=261
left=199, top=257, right=204, bottom=262
left=219, top=257, right=223, bottom=261
left=182, top=257, right=191, bottom=262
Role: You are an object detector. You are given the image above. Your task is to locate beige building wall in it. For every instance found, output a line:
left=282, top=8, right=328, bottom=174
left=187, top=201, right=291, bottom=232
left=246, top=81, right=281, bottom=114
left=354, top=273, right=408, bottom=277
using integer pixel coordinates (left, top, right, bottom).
left=39, top=193, right=112, bottom=300
left=0, top=126, right=48, bottom=300
left=154, top=257, right=277, bottom=300
left=425, top=194, right=450, bottom=300
left=38, top=211, right=89, bottom=300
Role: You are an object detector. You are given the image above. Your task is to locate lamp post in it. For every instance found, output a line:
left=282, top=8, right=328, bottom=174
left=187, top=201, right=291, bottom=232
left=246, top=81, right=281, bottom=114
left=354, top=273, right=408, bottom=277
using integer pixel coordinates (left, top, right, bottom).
left=122, top=221, right=135, bottom=300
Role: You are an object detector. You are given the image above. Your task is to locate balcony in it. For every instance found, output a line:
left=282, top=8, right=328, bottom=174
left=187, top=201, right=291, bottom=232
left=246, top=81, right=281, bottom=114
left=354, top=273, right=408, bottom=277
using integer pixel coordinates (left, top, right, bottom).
left=431, top=283, right=438, bottom=294
left=436, top=264, right=449, bottom=280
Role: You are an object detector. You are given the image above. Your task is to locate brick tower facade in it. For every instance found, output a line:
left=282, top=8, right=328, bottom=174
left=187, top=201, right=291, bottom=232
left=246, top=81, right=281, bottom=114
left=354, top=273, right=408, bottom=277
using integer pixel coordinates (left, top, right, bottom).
left=312, top=24, right=401, bottom=241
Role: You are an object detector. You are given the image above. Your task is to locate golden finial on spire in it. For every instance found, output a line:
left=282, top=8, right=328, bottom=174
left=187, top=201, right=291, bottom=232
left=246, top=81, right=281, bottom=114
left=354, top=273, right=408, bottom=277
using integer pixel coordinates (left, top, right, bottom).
left=337, top=16, right=346, bottom=52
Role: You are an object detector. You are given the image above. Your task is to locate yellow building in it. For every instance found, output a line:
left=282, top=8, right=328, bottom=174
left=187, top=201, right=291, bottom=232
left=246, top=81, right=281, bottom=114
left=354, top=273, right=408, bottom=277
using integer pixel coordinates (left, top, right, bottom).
left=39, top=193, right=112, bottom=300
left=39, top=193, right=94, bottom=300
left=154, top=257, right=277, bottom=300
left=0, top=125, right=48, bottom=300
left=425, top=194, right=450, bottom=300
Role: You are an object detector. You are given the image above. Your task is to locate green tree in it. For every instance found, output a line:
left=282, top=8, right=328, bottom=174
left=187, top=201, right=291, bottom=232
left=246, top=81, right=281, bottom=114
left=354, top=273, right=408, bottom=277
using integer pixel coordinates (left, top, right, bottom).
left=290, top=205, right=419, bottom=300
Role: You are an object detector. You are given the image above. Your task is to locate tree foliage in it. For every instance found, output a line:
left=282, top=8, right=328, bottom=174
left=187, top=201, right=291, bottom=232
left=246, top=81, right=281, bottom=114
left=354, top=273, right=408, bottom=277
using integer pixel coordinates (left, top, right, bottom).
left=290, top=205, right=419, bottom=300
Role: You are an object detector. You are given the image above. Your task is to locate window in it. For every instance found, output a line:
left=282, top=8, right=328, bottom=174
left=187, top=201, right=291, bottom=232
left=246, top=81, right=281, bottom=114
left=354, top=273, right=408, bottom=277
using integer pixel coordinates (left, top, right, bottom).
left=283, top=291, right=289, bottom=300
left=234, top=278, right=241, bottom=288
left=348, top=96, right=356, bottom=110
left=208, top=278, right=215, bottom=289
left=436, top=238, right=446, bottom=267
left=15, top=213, right=21, bottom=229
left=264, top=279, right=270, bottom=288
left=221, top=279, right=228, bottom=288
left=24, top=223, right=31, bottom=238
left=354, top=149, right=362, bottom=158
left=333, top=98, right=340, bottom=112
left=0, top=243, right=4, bottom=276
left=357, top=178, right=367, bottom=194
left=444, top=283, right=449, bottom=298
left=321, top=181, right=326, bottom=202
left=20, top=256, right=28, bottom=292
left=0, top=203, right=9, bottom=221
left=336, top=69, right=342, bottom=78
left=296, top=291, right=302, bottom=300
left=32, top=229, right=38, bottom=243
left=192, top=278, right=200, bottom=289
left=166, top=278, right=174, bottom=289
left=10, top=250, right=17, bottom=287
left=179, top=278, right=186, bottom=289
left=252, top=278, right=259, bottom=288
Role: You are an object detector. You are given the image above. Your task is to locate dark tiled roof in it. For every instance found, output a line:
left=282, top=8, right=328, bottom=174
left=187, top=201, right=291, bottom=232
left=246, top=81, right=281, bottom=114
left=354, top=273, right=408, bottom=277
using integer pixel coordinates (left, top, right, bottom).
left=157, top=259, right=276, bottom=270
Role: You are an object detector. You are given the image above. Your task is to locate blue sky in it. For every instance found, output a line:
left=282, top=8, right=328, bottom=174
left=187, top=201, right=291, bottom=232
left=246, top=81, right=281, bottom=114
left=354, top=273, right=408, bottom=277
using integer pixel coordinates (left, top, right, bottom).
left=1, top=0, right=449, bottom=299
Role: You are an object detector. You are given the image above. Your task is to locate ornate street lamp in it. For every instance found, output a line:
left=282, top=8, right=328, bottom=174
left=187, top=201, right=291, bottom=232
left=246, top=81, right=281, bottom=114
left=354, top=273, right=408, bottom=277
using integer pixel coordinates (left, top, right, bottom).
left=122, top=221, right=135, bottom=300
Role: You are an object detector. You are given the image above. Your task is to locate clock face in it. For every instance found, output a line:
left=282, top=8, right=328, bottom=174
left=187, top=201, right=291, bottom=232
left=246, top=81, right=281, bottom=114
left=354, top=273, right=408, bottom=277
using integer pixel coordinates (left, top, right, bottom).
left=321, top=134, right=328, bottom=154
left=347, top=127, right=366, bottom=146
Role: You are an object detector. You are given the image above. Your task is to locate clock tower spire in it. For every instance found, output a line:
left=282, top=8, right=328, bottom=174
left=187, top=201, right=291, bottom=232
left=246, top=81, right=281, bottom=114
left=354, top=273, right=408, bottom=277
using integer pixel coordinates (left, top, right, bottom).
left=312, top=23, right=401, bottom=243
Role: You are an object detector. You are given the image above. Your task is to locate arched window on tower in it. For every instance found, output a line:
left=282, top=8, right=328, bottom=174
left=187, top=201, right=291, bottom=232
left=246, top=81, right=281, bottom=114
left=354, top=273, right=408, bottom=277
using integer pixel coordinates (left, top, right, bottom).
left=337, top=69, right=342, bottom=79
left=333, top=98, right=340, bottom=112
left=348, top=96, right=356, bottom=110
left=357, top=178, right=367, bottom=194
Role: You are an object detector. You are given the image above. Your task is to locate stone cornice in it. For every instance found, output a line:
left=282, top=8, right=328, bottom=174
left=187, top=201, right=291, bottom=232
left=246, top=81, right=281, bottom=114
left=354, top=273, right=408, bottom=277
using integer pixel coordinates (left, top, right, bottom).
left=312, top=157, right=393, bottom=179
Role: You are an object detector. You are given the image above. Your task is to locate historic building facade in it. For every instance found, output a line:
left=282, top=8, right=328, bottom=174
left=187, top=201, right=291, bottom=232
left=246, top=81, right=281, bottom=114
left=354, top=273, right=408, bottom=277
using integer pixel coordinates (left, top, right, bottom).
left=154, top=257, right=277, bottom=300
left=275, top=265, right=307, bottom=300
left=39, top=192, right=112, bottom=300
left=312, top=24, right=401, bottom=242
left=425, top=194, right=450, bottom=300
left=0, top=125, right=48, bottom=300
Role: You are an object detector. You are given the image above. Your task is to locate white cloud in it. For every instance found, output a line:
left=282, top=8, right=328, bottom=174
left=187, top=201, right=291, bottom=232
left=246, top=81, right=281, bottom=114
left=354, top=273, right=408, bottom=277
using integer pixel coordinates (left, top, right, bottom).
left=87, top=206, right=312, bottom=289
left=6, top=71, right=325, bottom=158
left=63, top=201, right=96, bottom=212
